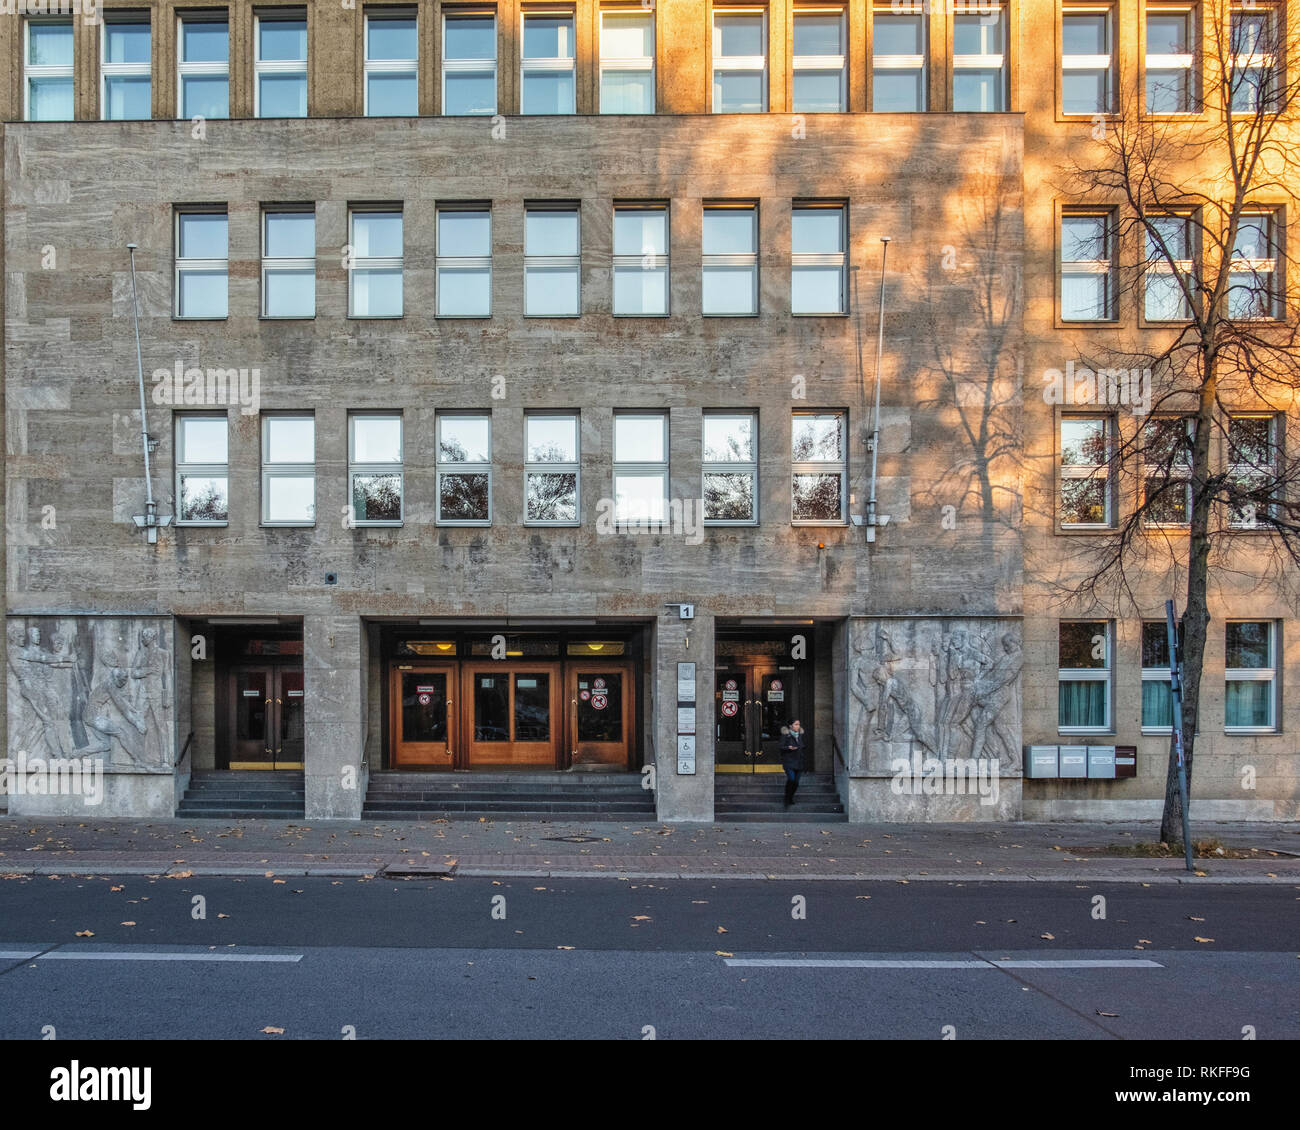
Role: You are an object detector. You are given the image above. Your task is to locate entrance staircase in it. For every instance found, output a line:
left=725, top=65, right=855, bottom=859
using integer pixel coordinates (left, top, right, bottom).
left=177, top=771, right=306, bottom=819
left=712, top=774, right=847, bottom=823
left=363, top=771, right=657, bottom=821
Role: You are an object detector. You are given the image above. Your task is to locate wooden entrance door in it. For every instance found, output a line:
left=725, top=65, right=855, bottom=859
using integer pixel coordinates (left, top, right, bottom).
left=390, top=664, right=458, bottom=768
left=462, top=663, right=562, bottom=767
left=566, top=662, right=634, bottom=769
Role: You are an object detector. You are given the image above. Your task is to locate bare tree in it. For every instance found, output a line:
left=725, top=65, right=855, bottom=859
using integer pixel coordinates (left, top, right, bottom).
left=1055, top=0, right=1300, bottom=842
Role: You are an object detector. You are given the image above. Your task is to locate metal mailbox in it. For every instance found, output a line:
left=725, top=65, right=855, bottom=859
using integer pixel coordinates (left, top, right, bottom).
left=1057, top=746, right=1088, bottom=778
left=1115, top=745, right=1137, bottom=778
left=1086, top=745, right=1116, bottom=779
left=1025, top=745, right=1060, bottom=778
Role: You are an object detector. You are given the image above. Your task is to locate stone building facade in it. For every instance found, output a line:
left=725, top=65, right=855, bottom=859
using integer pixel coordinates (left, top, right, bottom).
left=2, top=0, right=1295, bottom=821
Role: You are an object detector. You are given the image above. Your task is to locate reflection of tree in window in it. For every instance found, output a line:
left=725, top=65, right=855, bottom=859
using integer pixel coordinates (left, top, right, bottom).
left=353, top=474, right=401, bottom=521
left=182, top=480, right=227, bottom=522
left=526, top=440, right=577, bottom=521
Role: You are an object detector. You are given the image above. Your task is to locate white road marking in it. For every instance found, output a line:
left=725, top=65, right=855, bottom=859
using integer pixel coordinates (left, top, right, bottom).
left=724, top=958, right=1163, bottom=969
left=0, top=950, right=44, bottom=961
left=37, top=951, right=303, bottom=963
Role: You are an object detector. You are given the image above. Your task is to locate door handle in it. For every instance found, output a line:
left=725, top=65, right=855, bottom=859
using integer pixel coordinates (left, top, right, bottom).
left=265, top=698, right=272, bottom=705
left=276, top=698, right=282, bottom=705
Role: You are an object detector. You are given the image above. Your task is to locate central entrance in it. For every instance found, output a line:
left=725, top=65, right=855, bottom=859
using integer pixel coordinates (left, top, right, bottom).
left=464, top=662, right=562, bottom=767
left=382, top=626, right=643, bottom=771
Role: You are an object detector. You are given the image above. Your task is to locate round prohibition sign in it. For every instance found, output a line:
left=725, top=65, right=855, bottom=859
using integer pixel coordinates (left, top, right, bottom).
left=591, top=694, right=608, bottom=711
left=418, top=694, right=431, bottom=706
left=721, top=700, right=739, bottom=718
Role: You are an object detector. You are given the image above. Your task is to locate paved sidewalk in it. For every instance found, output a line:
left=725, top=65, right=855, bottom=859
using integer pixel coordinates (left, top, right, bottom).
left=1, top=814, right=1297, bottom=881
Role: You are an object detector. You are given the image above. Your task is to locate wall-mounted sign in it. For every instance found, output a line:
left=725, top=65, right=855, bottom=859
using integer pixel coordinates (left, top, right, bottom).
left=724, top=678, right=738, bottom=691
left=593, top=677, right=606, bottom=690
left=418, top=694, right=430, bottom=706
left=769, top=679, right=783, bottom=691
left=242, top=690, right=260, bottom=697
left=677, top=662, right=696, bottom=702
left=677, top=706, right=696, bottom=734
left=767, top=690, right=784, bottom=702
left=287, top=689, right=304, bottom=698
left=722, top=689, right=740, bottom=702
left=416, top=685, right=435, bottom=693
left=591, top=694, right=608, bottom=710
left=580, top=689, right=590, bottom=701
left=721, top=700, right=739, bottom=718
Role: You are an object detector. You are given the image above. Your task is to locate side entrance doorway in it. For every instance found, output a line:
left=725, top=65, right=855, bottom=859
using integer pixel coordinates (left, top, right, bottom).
left=214, top=630, right=305, bottom=770
left=714, top=626, right=814, bottom=775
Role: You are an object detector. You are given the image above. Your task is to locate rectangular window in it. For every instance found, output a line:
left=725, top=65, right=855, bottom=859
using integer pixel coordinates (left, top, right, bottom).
left=262, top=415, right=316, bottom=525
left=1141, top=621, right=1176, bottom=731
left=954, top=4, right=1006, bottom=111
left=703, top=412, right=758, bottom=524
left=792, top=203, right=846, bottom=315
left=176, top=414, right=229, bottom=525
left=1062, top=7, right=1114, bottom=114
left=1060, top=416, right=1112, bottom=527
left=262, top=209, right=316, bottom=318
left=792, top=410, right=847, bottom=523
left=437, top=207, right=492, bottom=317
left=25, top=19, right=74, bottom=121
left=521, top=12, right=575, bottom=114
left=613, top=204, right=669, bottom=316
left=1144, top=214, right=1194, bottom=320
left=349, top=209, right=403, bottom=318
left=872, top=5, right=926, bottom=111
left=525, top=412, right=579, bottom=524
left=713, top=10, right=767, bottom=112
left=600, top=10, right=654, bottom=113
left=702, top=204, right=758, bottom=316
left=1145, top=6, right=1194, bottom=113
left=443, top=12, right=496, bottom=115
left=1228, top=212, right=1281, bottom=319
left=255, top=12, right=307, bottom=118
left=1230, top=6, right=1280, bottom=113
left=1225, top=621, right=1277, bottom=731
left=178, top=15, right=229, bottom=119
left=1061, top=210, right=1115, bottom=320
left=175, top=210, right=228, bottom=319
left=365, top=10, right=418, bottom=116
left=525, top=205, right=579, bottom=316
left=438, top=413, right=492, bottom=524
left=1142, top=417, right=1192, bottom=526
left=348, top=413, right=403, bottom=525
left=1228, top=414, right=1280, bottom=529
left=613, top=412, right=668, bottom=523
left=102, top=16, right=152, bottom=121
left=1058, top=621, right=1111, bottom=732
left=792, top=9, right=845, bottom=113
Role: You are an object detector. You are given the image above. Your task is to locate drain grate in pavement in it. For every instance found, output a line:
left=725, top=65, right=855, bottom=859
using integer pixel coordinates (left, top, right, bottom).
left=383, top=858, right=458, bottom=877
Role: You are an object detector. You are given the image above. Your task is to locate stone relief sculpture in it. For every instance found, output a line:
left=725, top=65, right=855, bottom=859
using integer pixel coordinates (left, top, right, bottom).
left=850, top=619, right=1022, bottom=773
left=6, top=617, right=173, bottom=771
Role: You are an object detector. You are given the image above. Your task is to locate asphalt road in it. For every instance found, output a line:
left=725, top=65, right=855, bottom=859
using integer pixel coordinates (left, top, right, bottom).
left=1, top=876, right=1296, bottom=1039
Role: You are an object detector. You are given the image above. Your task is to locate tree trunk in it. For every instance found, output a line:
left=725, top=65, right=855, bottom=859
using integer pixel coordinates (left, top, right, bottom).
left=1161, top=348, right=1218, bottom=844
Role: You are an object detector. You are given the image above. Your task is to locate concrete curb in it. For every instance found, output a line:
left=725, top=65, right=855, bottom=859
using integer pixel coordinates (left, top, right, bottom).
left=5, top=860, right=1297, bottom=882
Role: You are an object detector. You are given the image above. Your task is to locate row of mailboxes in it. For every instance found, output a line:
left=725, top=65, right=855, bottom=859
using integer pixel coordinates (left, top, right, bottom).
left=1025, top=745, right=1138, bottom=779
